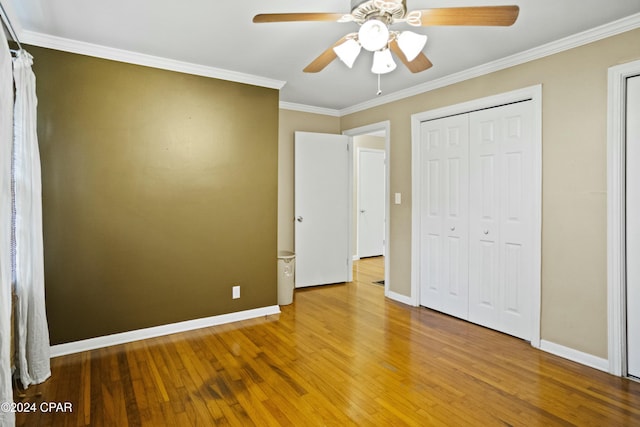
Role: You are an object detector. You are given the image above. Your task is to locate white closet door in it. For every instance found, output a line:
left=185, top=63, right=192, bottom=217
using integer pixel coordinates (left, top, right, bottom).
left=626, top=75, right=640, bottom=378
left=419, top=114, right=470, bottom=318
left=468, top=101, right=534, bottom=340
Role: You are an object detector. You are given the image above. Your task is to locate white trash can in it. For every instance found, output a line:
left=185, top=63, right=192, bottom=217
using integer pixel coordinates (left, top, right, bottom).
left=277, top=251, right=295, bottom=305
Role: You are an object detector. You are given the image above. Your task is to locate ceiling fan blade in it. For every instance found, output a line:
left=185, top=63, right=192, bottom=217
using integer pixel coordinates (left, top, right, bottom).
left=389, top=39, right=433, bottom=73
left=253, top=13, right=345, bottom=23
left=415, top=6, right=519, bottom=27
left=303, top=36, right=350, bottom=73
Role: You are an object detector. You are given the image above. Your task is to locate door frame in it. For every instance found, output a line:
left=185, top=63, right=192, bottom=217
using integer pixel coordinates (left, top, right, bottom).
left=410, top=85, right=543, bottom=348
left=607, top=59, right=640, bottom=376
left=356, top=147, right=386, bottom=259
left=343, top=121, right=391, bottom=297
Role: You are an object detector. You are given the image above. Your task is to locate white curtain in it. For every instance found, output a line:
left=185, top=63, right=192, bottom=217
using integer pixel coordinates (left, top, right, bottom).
left=13, top=49, right=50, bottom=389
left=0, top=26, right=15, bottom=427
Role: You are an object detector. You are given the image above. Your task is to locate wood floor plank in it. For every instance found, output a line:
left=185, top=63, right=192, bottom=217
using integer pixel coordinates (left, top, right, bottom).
left=14, top=257, right=640, bottom=425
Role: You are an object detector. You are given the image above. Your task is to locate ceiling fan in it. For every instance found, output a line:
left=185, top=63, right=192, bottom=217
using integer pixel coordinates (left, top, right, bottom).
left=253, top=0, right=519, bottom=75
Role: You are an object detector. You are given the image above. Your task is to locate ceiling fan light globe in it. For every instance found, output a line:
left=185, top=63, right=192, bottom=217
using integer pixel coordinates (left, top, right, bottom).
left=371, top=49, right=397, bottom=74
left=358, top=19, right=390, bottom=52
left=397, top=31, right=427, bottom=62
left=333, top=38, right=362, bottom=68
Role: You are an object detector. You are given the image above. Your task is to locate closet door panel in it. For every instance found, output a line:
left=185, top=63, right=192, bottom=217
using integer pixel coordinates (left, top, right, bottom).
left=500, top=103, right=534, bottom=339
left=420, top=128, right=443, bottom=307
left=469, top=118, right=501, bottom=330
left=419, top=115, right=469, bottom=318
left=469, top=101, right=534, bottom=340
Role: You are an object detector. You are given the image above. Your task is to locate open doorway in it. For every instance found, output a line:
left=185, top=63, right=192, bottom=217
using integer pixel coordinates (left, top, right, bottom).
left=343, top=122, right=390, bottom=296
left=355, top=145, right=385, bottom=259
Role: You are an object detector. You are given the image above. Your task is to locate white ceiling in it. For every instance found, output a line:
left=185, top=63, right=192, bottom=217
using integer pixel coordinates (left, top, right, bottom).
left=4, top=0, right=640, bottom=111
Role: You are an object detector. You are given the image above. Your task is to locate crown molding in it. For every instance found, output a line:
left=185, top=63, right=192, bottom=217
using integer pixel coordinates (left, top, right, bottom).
left=279, top=101, right=341, bottom=117
left=19, top=30, right=286, bottom=90
left=10, top=10, right=640, bottom=115
left=339, top=12, right=640, bottom=116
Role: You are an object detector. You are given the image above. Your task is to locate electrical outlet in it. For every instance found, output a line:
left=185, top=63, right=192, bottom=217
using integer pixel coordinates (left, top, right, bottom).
left=232, top=285, right=240, bottom=299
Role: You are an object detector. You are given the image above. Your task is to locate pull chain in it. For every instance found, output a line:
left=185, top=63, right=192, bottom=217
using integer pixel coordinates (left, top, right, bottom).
left=376, top=73, right=382, bottom=96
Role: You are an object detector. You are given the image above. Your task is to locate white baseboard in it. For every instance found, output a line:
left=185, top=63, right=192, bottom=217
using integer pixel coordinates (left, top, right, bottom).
left=50, top=305, right=281, bottom=358
left=539, top=339, right=609, bottom=372
left=386, top=290, right=417, bottom=306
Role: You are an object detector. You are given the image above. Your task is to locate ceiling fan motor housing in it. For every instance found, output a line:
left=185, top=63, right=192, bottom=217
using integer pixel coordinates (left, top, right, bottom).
left=350, top=0, right=406, bottom=24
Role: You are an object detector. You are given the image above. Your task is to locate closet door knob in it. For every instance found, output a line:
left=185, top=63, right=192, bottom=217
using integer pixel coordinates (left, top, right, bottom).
left=483, top=230, right=489, bottom=235
left=296, top=216, right=304, bottom=222
left=450, top=226, right=456, bottom=231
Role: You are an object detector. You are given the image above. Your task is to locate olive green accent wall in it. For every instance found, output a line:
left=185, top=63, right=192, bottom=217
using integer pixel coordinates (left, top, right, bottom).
left=31, top=46, right=279, bottom=345
left=340, top=28, right=640, bottom=358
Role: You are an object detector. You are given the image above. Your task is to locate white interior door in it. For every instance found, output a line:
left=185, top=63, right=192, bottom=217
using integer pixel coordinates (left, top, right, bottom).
left=358, top=149, right=385, bottom=258
left=418, top=114, right=470, bottom=319
left=626, top=75, right=640, bottom=378
left=294, top=131, right=351, bottom=288
left=468, top=101, right=534, bottom=341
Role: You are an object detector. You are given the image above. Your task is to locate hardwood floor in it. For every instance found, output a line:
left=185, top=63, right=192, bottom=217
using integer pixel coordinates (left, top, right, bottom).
left=15, top=257, right=640, bottom=426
